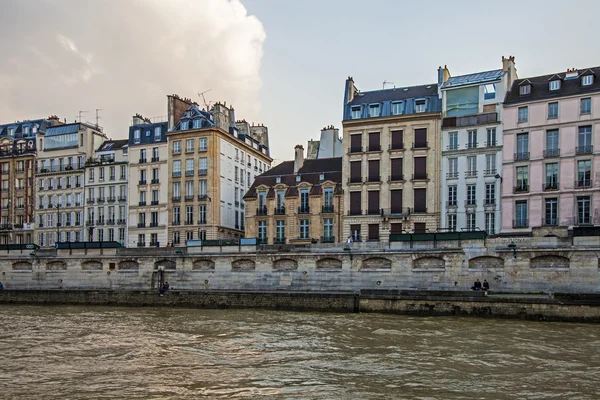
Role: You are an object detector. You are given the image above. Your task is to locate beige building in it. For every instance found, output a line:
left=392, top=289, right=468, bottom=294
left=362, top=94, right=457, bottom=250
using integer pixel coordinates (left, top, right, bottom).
left=341, top=77, right=442, bottom=241
left=127, top=117, right=169, bottom=247
left=166, top=96, right=272, bottom=245
left=244, top=146, right=343, bottom=244
left=35, top=122, right=107, bottom=247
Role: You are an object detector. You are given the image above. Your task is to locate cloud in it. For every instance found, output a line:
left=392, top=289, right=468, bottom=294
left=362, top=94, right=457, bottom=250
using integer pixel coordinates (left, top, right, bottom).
left=0, top=0, right=266, bottom=138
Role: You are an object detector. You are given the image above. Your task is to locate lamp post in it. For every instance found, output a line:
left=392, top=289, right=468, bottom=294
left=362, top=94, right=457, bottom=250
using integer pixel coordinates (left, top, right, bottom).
left=507, top=241, right=517, bottom=258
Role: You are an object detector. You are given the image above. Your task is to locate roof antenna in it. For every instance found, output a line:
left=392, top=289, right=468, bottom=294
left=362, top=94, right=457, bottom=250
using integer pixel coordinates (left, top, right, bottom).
left=383, top=80, right=395, bottom=89
left=77, top=110, right=89, bottom=123
left=95, top=109, right=102, bottom=128
left=198, top=89, right=213, bottom=110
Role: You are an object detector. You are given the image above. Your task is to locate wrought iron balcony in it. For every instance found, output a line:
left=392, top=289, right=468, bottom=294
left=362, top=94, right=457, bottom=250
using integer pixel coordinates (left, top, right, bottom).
left=513, top=185, right=529, bottom=193
left=446, top=171, right=459, bottom=179
left=514, top=152, right=530, bottom=161
left=412, top=173, right=428, bottom=181
left=513, top=219, right=529, bottom=228
left=575, top=179, right=592, bottom=189
left=298, top=206, right=310, bottom=214
left=576, top=145, right=593, bottom=155
left=542, top=218, right=558, bottom=226
left=442, top=112, right=498, bottom=128
left=412, top=141, right=428, bottom=149
left=274, top=237, right=286, bottom=244
left=322, top=205, right=334, bottom=213
left=388, top=174, right=405, bottom=182
left=321, top=236, right=335, bottom=243
left=274, top=206, right=286, bottom=215
left=543, top=182, right=559, bottom=191
left=256, top=206, right=267, bottom=216
left=544, top=148, right=560, bottom=158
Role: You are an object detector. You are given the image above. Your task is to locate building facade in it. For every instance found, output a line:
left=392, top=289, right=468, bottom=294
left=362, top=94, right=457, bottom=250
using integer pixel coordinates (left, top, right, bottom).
left=127, top=117, right=169, bottom=248
left=244, top=146, right=343, bottom=244
left=341, top=77, right=442, bottom=242
left=0, top=118, right=56, bottom=244
left=83, top=140, right=129, bottom=245
left=35, top=122, right=107, bottom=247
left=502, top=66, right=600, bottom=233
left=440, top=57, right=517, bottom=235
left=166, top=96, right=272, bottom=246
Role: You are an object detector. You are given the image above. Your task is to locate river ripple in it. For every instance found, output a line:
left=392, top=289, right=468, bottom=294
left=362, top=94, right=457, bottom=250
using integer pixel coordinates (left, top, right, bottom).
left=0, top=305, right=599, bottom=399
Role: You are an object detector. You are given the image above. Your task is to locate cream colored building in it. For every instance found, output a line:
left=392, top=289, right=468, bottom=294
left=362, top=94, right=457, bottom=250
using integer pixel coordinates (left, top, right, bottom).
left=127, top=117, right=169, bottom=247
left=166, top=96, right=272, bottom=245
left=341, top=77, right=442, bottom=241
left=35, top=122, right=107, bottom=247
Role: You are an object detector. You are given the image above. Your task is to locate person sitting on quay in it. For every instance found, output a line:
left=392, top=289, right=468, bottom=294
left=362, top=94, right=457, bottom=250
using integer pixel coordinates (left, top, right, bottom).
left=158, top=282, right=170, bottom=296
left=471, top=279, right=482, bottom=291
left=482, top=280, right=490, bottom=291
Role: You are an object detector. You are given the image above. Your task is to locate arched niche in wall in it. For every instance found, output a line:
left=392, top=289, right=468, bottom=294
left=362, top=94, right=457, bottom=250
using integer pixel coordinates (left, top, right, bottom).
left=154, top=259, right=176, bottom=270
left=362, top=257, right=392, bottom=270
left=231, top=259, right=255, bottom=271
left=46, top=261, right=67, bottom=271
left=468, top=256, right=504, bottom=269
left=316, top=258, right=342, bottom=269
left=412, top=257, right=445, bottom=270
left=193, top=259, right=215, bottom=270
left=118, top=260, right=139, bottom=271
left=273, top=258, right=298, bottom=271
left=81, top=260, right=103, bottom=270
left=12, top=261, right=32, bottom=271
left=530, top=255, right=570, bottom=269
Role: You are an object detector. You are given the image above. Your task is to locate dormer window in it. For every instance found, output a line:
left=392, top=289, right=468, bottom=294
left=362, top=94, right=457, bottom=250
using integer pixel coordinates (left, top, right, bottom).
left=180, top=120, right=189, bottom=130
left=582, top=75, right=593, bottom=86
left=369, top=104, right=380, bottom=117
left=391, top=101, right=404, bottom=115
left=415, top=99, right=426, bottom=113
left=351, top=106, right=361, bottom=119
left=193, top=119, right=202, bottom=129
left=296, top=175, right=301, bottom=183
left=276, top=176, right=281, bottom=184
left=549, top=80, right=560, bottom=91
left=519, top=84, right=531, bottom=96
left=483, top=84, right=496, bottom=100
left=319, top=174, right=325, bottom=181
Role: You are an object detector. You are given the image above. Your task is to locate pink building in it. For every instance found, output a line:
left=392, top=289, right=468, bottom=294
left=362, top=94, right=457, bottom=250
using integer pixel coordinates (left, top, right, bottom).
left=502, top=67, right=600, bottom=234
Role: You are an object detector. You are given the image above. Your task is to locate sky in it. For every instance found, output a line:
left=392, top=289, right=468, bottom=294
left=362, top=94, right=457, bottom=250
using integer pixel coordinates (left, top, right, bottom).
left=1, top=0, right=599, bottom=163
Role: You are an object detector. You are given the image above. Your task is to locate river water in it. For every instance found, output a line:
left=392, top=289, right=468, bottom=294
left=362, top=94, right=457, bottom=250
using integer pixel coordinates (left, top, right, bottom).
left=1, top=305, right=599, bottom=399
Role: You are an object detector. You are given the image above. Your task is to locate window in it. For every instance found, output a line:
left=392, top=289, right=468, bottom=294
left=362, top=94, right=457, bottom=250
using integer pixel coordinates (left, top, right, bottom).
left=180, top=120, right=189, bottom=130
left=99, top=167, right=105, bottom=181
left=299, top=189, right=309, bottom=212
left=368, top=224, right=379, bottom=241
left=414, top=128, right=427, bottom=148
left=186, top=159, right=194, bottom=174
left=351, top=106, right=361, bottom=119
left=299, top=219, right=309, bottom=239
left=199, top=158, right=207, bottom=175
left=448, top=132, right=458, bottom=150
left=518, top=106, right=528, bottom=122
left=391, top=130, right=403, bottom=150
left=415, top=99, right=426, bottom=113
left=549, top=80, right=560, bottom=91
left=466, top=156, right=477, bottom=176
left=140, top=148, right=147, bottom=162
left=196, top=204, right=206, bottom=224
left=448, top=158, right=458, bottom=178
left=369, top=104, right=380, bottom=117
left=186, top=206, right=193, bottom=224
left=548, top=102, right=559, bottom=118
left=486, top=128, right=496, bottom=146
left=577, top=160, right=591, bottom=187
left=89, top=168, right=95, bottom=182
left=467, top=130, right=477, bottom=148
left=173, top=206, right=181, bottom=224
left=173, top=182, right=181, bottom=198
left=323, top=218, right=334, bottom=240
left=485, top=213, right=495, bottom=234
left=199, top=180, right=207, bottom=197
left=185, top=231, right=193, bottom=241
left=413, top=188, right=426, bottom=213
left=578, top=126, right=592, bottom=154
left=134, top=129, right=141, bottom=144
left=545, top=163, right=559, bottom=190
left=199, top=137, right=208, bottom=151
left=581, top=98, right=591, bottom=114
left=276, top=220, right=285, bottom=242
left=447, top=214, right=457, bottom=231
left=391, top=101, right=404, bottom=115
left=258, top=220, right=267, bottom=240
left=516, top=166, right=529, bottom=191
left=582, top=75, right=593, bottom=86
left=350, top=134, right=362, bottom=153
left=485, top=183, right=495, bottom=204
left=324, top=188, right=333, bottom=208
left=173, top=160, right=181, bottom=176
left=154, top=126, right=161, bottom=141
left=515, top=200, right=528, bottom=228
left=516, top=133, right=529, bottom=159
left=173, top=141, right=181, bottom=153
left=152, top=147, right=158, bottom=161
left=466, top=185, right=476, bottom=205
left=466, top=213, right=476, bottom=231
left=544, top=198, right=558, bottom=226
left=519, top=84, right=530, bottom=96
left=368, top=132, right=380, bottom=151
left=447, top=186, right=457, bottom=206
left=193, top=119, right=202, bottom=129
left=577, top=196, right=591, bottom=225
left=483, top=84, right=496, bottom=100
left=186, top=139, right=194, bottom=152
left=485, top=154, right=496, bottom=175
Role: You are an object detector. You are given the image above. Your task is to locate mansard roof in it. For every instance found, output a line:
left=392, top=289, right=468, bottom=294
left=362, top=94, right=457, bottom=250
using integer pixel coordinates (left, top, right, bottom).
left=441, top=69, right=505, bottom=89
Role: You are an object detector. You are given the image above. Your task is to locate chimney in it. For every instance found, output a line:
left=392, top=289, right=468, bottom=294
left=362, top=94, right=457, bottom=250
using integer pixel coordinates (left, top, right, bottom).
left=294, top=145, right=304, bottom=174
left=344, top=76, right=356, bottom=105
left=502, top=56, right=517, bottom=89
left=437, top=65, right=451, bottom=85
left=132, top=113, right=145, bottom=126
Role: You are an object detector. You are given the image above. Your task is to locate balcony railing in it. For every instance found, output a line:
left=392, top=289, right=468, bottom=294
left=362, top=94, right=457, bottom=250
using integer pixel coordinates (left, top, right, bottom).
left=446, top=201, right=457, bottom=208
left=446, top=144, right=458, bottom=150
left=274, top=207, right=286, bottom=215
left=117, top=219, right=126, bottom=225
left=513, top=219, right=529, bottom=228
left=574, top=216, right=592, bottom=226
left=514, top=185, right=529, bottom=193
left=413, top=207, right=428, bottom=214
left=138, top=180, right=146, bottom=185
left=442, top=112, right=498, bottom=128
left=137, top=242, right=146, bottom=247
left=542, top=218, right=558, bottom=226
left=322, top=205, right=334, bottom=213
left=172, top=196, right=181, bottom=202
left=366, top=208, right=381, bottom=216
left=576, top=145, right=593, bottom=155
left=198, top=219, right=207, bottom=225
left=151, top=179, right=159, bottom=184
left=366, top=145, right=381, bottom=152
left=348, top=177, right=362, bottom=184
left=151, top=157, right=160, bottom=162
left=138, top=201, right=147, bottom=206
left=465, top=170, right=477, bottom=178
left=298, top=206, right=310, bottom=214
left=446, top=171, right=458, bottom=179
left=514, top=152, right=530, bottom=161
left=172, top=221, right=181, bottom=226
left=198, top=194, right=209, bottom=201
left=150, top=222, right=159, bottom=227
left=484, top=169, right=497, bottom=177
left=321, top=236, right=335, bottom=243
left=151, top=200, right=159, bottom=205
left=150, top=241, right=160, bottom=247
left=172, top=171, right=181, bottom=178
left=412, top=142, right=428, bottom=149
left=543, top=182, right=559, bottom=191
left=382, top=207, right=411, bottom=216
left=139, top=158, right=146, bottom=164
left=349, top=146, right=362, bottom=154
left=348, top=209, right=362, bottom=216
left=484, top=198, right=496, bottom=206
left=465, top=142, right=478, bottom=149
left=185, top=170, right=194, bottom=176
left=485, top=140, right=497, bottom=147
left=412, top=173, right=428, bottom=181
left=118, top=197, right=127, bottom=202
left=107, top=197, right=116, bottom=203
left=388, top=143, right=404, bottom=151
left=388, top=174, right=404, bottom=182
left=96, top=219, right=105, bottom=226
left=575, top=179, right=592, bottom=189
left=256, top=207, right=267, bottom=216
left=544, top=148, right=560, bottom=158
left=198, top=169, right=208, bottom=176
left=367, top=175, right=380, bottom=183
left=137, top=222, right=146, bottom=228
left=274, top=237, right=286, bottom=244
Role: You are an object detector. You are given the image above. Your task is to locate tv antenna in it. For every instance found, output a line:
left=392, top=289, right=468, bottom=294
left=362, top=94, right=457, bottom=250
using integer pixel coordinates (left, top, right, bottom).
left=198, top=89, right=213, bottom=110
left=77, top=110, right=89, bottom=123
left=383, top=80, right=395, bottom=89
left=95, top=109, right=103, bottom=128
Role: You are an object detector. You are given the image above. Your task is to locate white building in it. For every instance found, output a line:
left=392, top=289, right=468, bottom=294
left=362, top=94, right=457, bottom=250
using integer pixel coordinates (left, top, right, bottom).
left=83, top=139, right=129, bottom=245
left=307, top=125, right=343, bottom=159
left=439, top=57, right=517, bottom=234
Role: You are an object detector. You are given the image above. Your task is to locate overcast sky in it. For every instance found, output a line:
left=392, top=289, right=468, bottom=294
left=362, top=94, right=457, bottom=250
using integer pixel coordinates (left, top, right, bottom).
left=1, top=0, right=599, bottom=162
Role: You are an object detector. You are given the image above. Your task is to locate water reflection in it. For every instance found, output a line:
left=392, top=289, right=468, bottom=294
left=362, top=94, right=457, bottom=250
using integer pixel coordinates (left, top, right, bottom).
left=0, top=305, right=599, bottom=399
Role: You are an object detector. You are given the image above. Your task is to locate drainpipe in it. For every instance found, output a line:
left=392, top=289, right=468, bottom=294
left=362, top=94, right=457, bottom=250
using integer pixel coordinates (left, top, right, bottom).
left=337, top=195, right=341, bottom=242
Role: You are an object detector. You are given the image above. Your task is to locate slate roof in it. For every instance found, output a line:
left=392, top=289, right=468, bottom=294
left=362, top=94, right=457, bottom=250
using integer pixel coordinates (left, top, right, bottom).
left=244, top=157, right=342, bottom=199
left=348, top=84, right=438, bottom=106
left=441, top=69, right=505, bottom=89
left=0, top=118, right=49, bottom=138
left=98, top=139, right=129, bottom=152
left=505, top=66, right=600, bottom=105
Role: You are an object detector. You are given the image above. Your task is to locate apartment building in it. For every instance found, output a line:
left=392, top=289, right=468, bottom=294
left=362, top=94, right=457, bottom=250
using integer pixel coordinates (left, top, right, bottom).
left=341, top=77, right=442, bottom=242
left=502, top=66, right=600, bottom=234
left=166, top=96, right=272, bottom=246
left=440, top=57, right=517, bottom=234
left=35, top=122, right=107, bottom=247
left=244, top=145, right=343, bottom=244
left=83, top=139, right=129, bottom=245
left=127, top=117, right=169, bottom=247
left=0, top=118, right=56, bottom=244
